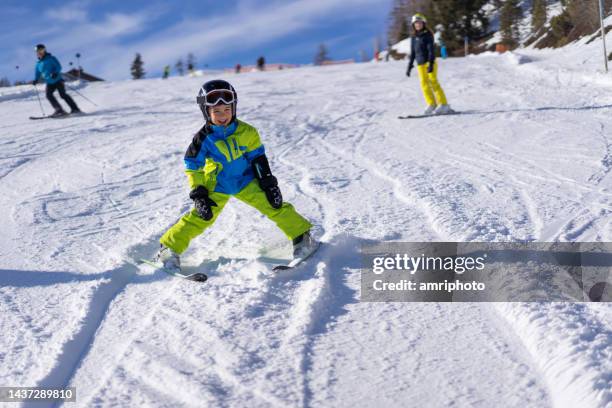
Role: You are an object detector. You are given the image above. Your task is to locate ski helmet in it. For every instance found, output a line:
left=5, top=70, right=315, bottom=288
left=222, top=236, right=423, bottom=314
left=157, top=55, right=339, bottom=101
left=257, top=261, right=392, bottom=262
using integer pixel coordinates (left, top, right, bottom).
left=411, top=13, right=427, bottom=25
left=196, top=79, right=238, bottom=123
left=35, top=44, right=46, bottom=51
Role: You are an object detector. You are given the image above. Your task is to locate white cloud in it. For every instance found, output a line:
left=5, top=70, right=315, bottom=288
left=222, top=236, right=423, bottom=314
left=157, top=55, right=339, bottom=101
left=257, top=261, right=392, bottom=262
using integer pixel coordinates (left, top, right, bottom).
left=45, top=1, right=89, bottom=22
left=90, top=13, right=150, bottom=38
left=46, top=8, right=88, bottom=22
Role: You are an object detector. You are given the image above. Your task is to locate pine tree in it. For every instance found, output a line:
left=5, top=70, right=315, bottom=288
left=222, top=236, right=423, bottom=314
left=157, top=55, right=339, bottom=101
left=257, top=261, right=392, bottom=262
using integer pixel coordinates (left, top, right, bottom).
left=500, top=0, right=523, bottom=47
left=130, top=53, right=145, bottom=79
left=0, top=77, right=10, bottom=87
left=567, top=0, right=599, bottom=39
left=314, top=44, right=330, bottom=65
left=175, top=58, right=184, bottom=76
left=549, top=8, right=574, bottom=46
left=428, top=0, right=489, bottom=51
left=531, top=0, right=547, bottom=34
left=186, top=53, right=196, bottom=72
left=398, top=18, right=410, bottom=41
left=256, top=56, right=266, bottom=70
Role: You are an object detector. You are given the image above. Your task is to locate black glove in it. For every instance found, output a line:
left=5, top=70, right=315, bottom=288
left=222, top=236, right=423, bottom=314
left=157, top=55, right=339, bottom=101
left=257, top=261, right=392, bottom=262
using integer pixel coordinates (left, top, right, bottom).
left=189, top=186, right=218, bottom=221
left=406, top=65, right=413, bottom=77
left=32, top=79, right=38, bottom=85
left=427, top=62, right=434, bottom=73
left=260, top=175, right=283, bottom=209
left=50, top=72, right=58, bottom=79
left=251, top=155, right=283, bottom=209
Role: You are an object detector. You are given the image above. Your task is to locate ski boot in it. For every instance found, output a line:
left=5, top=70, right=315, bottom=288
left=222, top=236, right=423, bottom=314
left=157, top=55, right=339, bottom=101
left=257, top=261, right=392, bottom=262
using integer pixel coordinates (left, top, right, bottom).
left=156, top=245, right=181, bottom=271
left=435, top=104, right=453, bottom=115
left=50, top=109, right=68, bottom=118
left=292, top=231, right=319, bottom=260
left=424, top=105, right=437, bottom=116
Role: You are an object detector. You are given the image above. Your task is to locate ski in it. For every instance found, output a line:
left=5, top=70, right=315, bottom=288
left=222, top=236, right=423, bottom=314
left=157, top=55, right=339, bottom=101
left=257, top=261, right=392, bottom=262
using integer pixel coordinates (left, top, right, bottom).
left=272, top=242, right=321, bottom=271
left=29, top=114, right=67, bottom=120
left=398, top=110, right=462, bottom=119
left=29, top=112, right=87, bottom=120
left=139, top=258, right=208, bottom=282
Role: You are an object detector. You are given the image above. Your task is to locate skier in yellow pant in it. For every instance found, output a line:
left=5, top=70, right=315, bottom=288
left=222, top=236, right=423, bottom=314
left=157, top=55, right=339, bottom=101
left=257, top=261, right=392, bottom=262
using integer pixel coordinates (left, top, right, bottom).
left=406, top=13, right=453, bottom=116
left=156, top=80, right=317, bottom=271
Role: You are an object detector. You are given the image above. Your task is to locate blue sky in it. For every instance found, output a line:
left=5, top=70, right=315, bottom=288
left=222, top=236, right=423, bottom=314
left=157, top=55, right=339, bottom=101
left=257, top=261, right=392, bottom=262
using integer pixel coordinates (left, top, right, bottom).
left=2, top=0, right=391, bottom=82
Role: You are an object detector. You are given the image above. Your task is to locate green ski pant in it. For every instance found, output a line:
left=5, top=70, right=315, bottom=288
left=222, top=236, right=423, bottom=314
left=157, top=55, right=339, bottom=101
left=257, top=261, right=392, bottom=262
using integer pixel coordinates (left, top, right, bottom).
left=160, top=180, right=312, bottom=254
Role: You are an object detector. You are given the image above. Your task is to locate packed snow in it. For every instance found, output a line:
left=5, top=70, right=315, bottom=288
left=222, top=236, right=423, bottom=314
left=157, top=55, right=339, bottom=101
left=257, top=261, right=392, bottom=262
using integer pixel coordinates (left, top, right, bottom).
left=0, top=38, right=611, bottom=408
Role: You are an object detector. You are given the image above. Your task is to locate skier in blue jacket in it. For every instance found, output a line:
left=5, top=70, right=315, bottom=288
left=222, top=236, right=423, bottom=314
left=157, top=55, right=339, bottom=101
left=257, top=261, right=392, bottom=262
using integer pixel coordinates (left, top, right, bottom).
left=155, top=79, right=317, bottom=272
left=33, top=44, right=80, bottom=117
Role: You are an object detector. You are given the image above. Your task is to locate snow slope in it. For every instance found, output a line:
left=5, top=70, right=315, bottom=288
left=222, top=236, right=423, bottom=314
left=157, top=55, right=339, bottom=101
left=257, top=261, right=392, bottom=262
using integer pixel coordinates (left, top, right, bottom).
left=0, top=44, right=610, bottom=408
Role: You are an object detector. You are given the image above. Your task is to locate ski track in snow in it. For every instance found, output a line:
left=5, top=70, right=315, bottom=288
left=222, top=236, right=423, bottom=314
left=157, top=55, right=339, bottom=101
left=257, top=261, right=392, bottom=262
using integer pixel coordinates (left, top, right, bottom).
left=588, top=122, right=612, bottom=185
left=0, top=49, right=610, bottom=408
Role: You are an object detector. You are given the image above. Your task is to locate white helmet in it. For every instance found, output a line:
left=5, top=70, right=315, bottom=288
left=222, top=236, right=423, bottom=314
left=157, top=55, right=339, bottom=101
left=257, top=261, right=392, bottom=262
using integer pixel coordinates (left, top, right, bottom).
left=412, top=13, right=427, bottom=25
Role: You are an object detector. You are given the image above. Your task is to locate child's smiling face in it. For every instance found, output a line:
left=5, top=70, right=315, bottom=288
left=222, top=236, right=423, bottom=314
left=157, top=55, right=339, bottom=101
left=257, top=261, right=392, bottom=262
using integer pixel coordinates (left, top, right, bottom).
left=209, top=104, right=232, bottom=126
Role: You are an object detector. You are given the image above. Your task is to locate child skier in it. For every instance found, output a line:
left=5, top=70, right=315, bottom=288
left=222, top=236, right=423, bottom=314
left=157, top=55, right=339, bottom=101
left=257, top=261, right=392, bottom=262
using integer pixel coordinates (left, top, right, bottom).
left=406, top=14, right=453, bottom=116
left=156, top=80, right=317, bottom=271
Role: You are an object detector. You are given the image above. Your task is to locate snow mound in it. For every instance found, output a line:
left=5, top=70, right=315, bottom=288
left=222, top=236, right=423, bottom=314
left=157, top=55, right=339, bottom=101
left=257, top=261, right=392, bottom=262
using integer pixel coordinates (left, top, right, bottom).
left=504, top=52, right=533, bottom=65
left=392, top=38, right=411, bottom=55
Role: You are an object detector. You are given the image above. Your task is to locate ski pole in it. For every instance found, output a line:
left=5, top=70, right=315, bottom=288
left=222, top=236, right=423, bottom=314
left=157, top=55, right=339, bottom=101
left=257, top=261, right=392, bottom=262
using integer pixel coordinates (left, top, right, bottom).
left=63, top=81, right=99, bottom=107
left=32, top=84, right=46, bottom=116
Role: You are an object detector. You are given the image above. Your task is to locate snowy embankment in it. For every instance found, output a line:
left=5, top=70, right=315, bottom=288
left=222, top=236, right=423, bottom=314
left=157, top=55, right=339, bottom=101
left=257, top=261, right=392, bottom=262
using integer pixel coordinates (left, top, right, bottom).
left=0, top=43, right=610, bottom=407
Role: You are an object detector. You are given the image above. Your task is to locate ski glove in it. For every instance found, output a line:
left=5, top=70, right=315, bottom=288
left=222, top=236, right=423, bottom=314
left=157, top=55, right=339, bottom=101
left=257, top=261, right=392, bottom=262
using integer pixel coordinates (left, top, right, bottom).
left=32, top=79, right=38, bottom=85
left=189, top=186, right=218, bottom=221
left=427, top=62, right=434, bottom=73
left=260, top=175, right=283, bottom=209
left=406, top=65, right=413, bottom=77
left=50, top=72, right=58, bottom=79
left=251, top=155, right=283, bottom=209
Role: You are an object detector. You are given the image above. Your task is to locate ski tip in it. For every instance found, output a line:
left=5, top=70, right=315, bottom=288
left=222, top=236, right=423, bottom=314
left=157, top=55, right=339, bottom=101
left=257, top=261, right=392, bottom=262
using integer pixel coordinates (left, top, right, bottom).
left=187, top=273, right=208, bottom=282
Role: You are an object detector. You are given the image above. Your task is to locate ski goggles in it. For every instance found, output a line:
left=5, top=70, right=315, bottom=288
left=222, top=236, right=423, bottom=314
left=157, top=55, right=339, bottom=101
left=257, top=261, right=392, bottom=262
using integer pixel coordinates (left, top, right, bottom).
left=196, top=89, right=235, bottom=106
